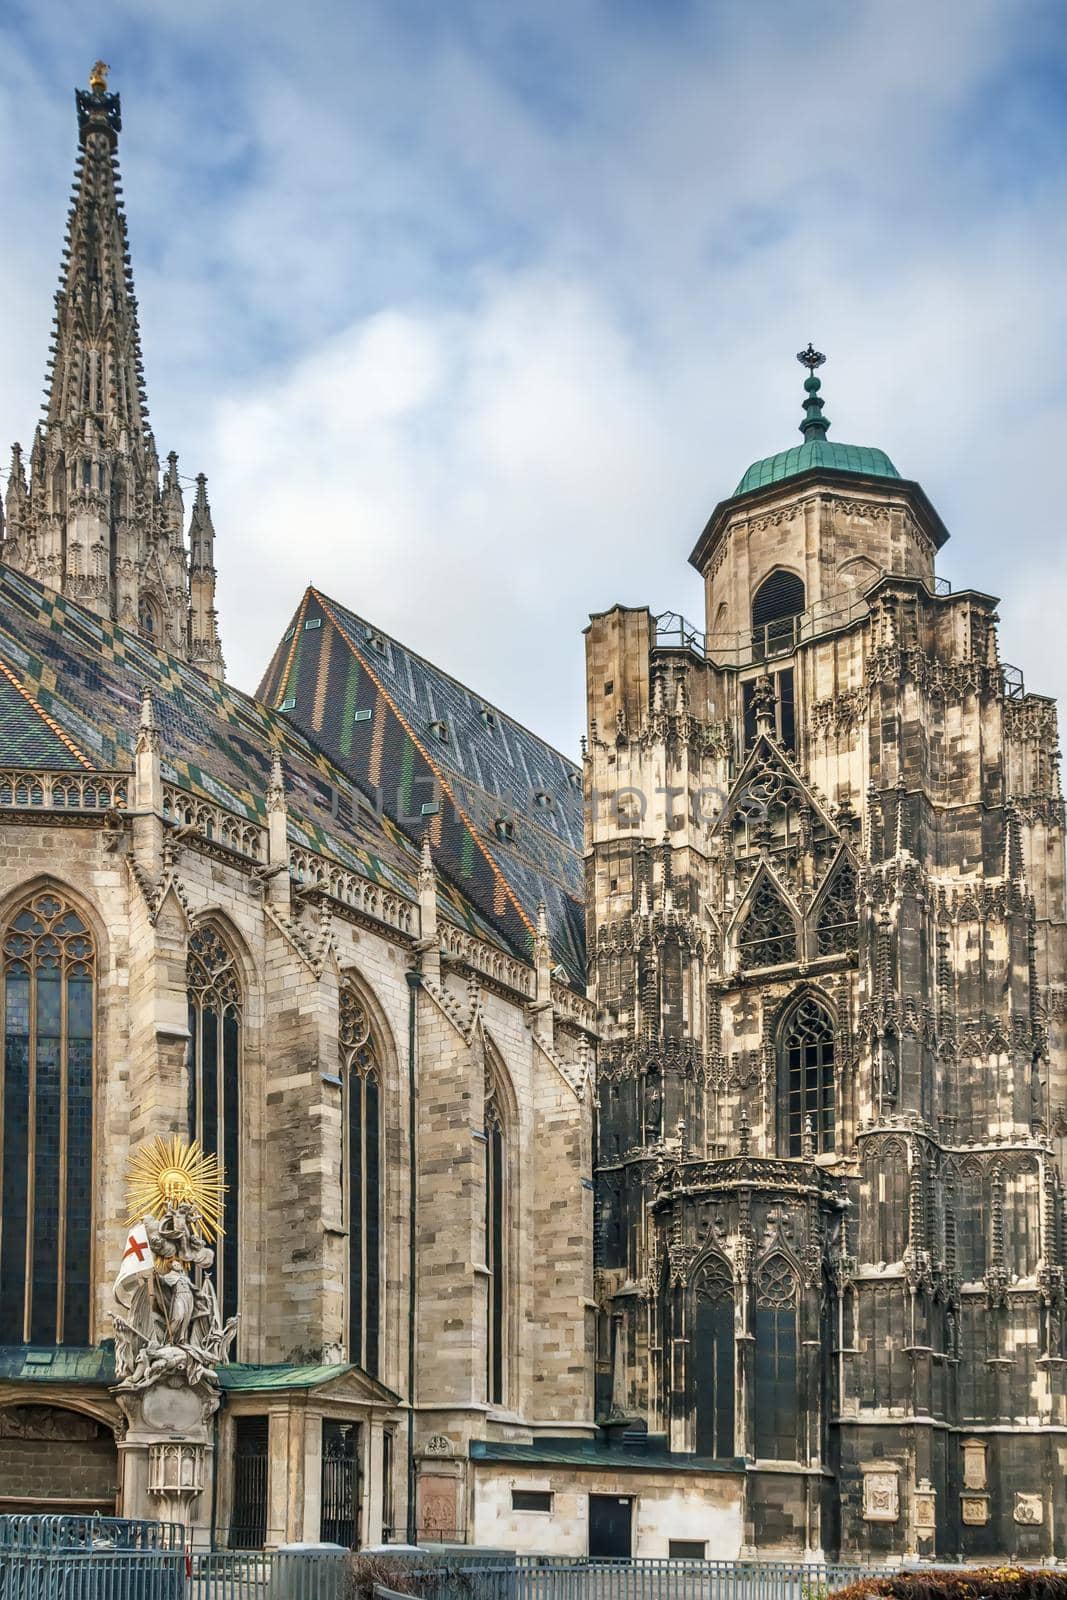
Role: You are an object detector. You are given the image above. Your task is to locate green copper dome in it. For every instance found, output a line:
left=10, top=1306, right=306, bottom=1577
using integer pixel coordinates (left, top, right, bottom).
left=734, top=349, right=900, bottom=497
left=735, top=439, right=900, bottom=496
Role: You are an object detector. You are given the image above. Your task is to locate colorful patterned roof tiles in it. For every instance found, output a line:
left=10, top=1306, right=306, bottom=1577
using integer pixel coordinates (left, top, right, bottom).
left=258, top=587, right=587, bottom=985
left=0, top=564, right=506, bottom=952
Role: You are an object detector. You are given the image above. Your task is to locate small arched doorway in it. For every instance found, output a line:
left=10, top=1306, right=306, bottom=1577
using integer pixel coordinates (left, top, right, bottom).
left=0, top=1404, right=118, bottom=1513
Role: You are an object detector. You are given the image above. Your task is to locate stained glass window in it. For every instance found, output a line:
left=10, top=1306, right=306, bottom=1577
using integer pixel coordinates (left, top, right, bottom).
left=754, top=1254, right=799, bottom=1461
left=0, top=890, right=94, bottom=1345
left=485, top=1075, right=506, bottom=1406
left=780, top=995, right=835, bottom=1157
left=738, top=877, right=797, bottom=970
left=187, top=925, right=240, bottom=1325
left=816, top=860, right=859, bottom=955
left=694, top=1266, right=735, bottom=1458
left=340, top=983, right=381, bottom=1375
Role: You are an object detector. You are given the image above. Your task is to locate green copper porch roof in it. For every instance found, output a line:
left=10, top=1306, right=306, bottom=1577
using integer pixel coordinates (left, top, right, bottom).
left=221, top=1362, right=352, bottom=1391
left=0, top=1345, right=115, bottom=1382
left=0, top=1348, right=398, bottom=1402
left=734, top=438, right=900, bottom=496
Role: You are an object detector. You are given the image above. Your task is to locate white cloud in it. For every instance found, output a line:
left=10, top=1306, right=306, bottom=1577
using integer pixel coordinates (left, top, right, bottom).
left=0, top=0, right=1066, bottom=749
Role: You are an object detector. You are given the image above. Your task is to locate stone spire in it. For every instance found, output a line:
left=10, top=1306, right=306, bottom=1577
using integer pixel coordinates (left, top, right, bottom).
left=4, top=65, right=224, bottom=676
left=187, top=475, right=225, bottom=680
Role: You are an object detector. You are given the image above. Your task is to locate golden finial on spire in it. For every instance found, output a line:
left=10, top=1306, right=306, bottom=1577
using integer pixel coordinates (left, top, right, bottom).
left=89, top=60, right=110, bottom=94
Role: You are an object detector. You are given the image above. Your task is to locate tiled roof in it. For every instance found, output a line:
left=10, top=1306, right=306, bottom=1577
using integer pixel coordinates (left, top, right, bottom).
left=0, top=565, right=506, bottom=950
left=258, top=588, right=587, bottom=985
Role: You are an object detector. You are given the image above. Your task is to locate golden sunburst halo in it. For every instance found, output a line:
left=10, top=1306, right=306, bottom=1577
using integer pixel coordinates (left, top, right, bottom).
left=126, top=1134, right=226, bottom=1240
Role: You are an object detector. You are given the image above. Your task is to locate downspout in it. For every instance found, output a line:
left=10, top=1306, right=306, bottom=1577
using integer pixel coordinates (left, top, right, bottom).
left=405, top=967, right=421, bottom=1545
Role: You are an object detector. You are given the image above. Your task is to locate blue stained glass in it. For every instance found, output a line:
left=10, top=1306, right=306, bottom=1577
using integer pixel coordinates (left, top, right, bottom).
left=201, top=1008, right=219, bottom=1156
left=68, top=975, right=92, bottom=1039
left=2, top=899, right=95, bottom=1348
left=31, top=1028, right=61, bottom=1343
left=37, top=971, right=61, bottom=1035
left=0, top=973, right=30, bottom=1342
left=222, top=1011, right=240, bottom=1326
left=64, top=988, right=93, bottom=1342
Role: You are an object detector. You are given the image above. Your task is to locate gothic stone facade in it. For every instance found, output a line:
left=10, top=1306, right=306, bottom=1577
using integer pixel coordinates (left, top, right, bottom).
left=586, top=451, right=1067, bottom=1558
left=0, top=617, right=595, bottom=1544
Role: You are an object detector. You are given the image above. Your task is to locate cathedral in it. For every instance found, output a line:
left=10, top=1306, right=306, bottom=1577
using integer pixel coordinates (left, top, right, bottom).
left=0, top=66, right=1064, bottom=1564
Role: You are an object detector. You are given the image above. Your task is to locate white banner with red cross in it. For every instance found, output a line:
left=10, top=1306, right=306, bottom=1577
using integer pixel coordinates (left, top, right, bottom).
left=114, top=1221, right=154, bottom=1304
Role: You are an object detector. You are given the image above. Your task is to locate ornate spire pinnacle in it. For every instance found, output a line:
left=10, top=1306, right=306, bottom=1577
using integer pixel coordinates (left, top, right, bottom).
left=8, top=68, right=224, bottom=680
left=266, top=749, right=286, bottom=813
left=419, top=832, right=435, bottom=891
left=187, top=474, right=225, bottom=681
left=796, top=343, right=830, bottom=443
left=136, top=684, right=160, bottom=755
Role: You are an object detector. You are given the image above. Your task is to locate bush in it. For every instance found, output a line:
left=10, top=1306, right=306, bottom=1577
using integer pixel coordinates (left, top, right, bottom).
left=831, top=1570, right=1067, bottom=1600
left=344, top=1551, right=484, bottom=1600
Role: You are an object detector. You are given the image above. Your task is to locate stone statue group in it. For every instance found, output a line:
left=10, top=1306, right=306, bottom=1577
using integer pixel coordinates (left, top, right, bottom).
left=114, top=1199, right=238, bottom=1393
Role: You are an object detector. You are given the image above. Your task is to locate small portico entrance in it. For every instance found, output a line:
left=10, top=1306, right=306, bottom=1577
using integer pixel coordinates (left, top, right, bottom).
left=217, top=1363, right=401, bottom=1549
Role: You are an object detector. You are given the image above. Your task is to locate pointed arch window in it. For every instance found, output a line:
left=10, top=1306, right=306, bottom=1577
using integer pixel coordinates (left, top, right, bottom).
left=754, top=1254, right=799, bottom=1461
left=187, top=925, right=240, bottom=1325
left=485, top=1073, right=506, bottom=1406
left=739, top=878, right=797, bottom=971
left=779, top=995, right=835, bottom=1157
left=815, top=859, right=858, bottom=955
left=138, top=597, right=160, bottom=640
left=340, top=983, right=381, bottom=1376
left=0, top=890, right=95, bottom=1345
left=693, top=1263, right=735, bottom=1459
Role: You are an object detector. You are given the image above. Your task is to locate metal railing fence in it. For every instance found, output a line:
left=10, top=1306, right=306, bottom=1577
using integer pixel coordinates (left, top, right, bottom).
left=0, top=1521, right=184, bottom=1554
left=0, top=1549, right=186, bottom=1600
left=0, top=1545, right=974, bottom=1600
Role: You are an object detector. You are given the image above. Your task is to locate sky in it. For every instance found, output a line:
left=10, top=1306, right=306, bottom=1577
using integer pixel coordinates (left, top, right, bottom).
left=1, top=0, right=1065, bottom=757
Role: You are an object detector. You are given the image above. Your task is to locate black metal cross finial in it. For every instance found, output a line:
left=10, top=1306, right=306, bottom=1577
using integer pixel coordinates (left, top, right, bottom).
left=797, top=343, right=826, bottom=374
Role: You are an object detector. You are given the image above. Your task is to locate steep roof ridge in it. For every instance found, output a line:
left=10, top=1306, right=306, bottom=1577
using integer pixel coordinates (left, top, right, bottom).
left=310, top=588, right=537, bottom=944
left=0, top=561, right=513, bottom=949
left=314, top=588, right=580, bottom=774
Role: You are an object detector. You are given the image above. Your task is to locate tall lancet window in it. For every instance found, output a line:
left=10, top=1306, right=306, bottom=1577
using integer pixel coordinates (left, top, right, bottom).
left=779, top=995, right=835, bottom=1157
left=0, top=890, right=95, bottom=1345
left=187, top=925, right=240, bottom=1324
left=485, top=1072, right=506, bottom=1406
left=340, top=983, right=381, bottom=1376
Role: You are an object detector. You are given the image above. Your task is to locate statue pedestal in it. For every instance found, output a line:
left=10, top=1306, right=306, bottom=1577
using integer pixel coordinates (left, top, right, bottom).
left=116, top=1378, right=220, bottom=1548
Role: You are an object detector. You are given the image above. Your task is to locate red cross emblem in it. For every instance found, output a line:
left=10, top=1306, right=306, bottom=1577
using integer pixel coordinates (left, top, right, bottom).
left=123, top=1233, right=148, bottom=1263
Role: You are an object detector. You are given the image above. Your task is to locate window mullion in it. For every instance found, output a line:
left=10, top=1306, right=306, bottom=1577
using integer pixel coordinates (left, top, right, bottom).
left=23, top=961, right=37, bottom=1344
left=56, top=956, right=69, bottom=1343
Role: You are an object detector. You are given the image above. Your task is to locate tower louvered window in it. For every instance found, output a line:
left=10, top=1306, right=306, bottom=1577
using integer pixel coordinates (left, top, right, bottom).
left=0, top=891, right=94, bottom=1345
left=780, top=996, right=835, bottom=1157
left=340, top=983, right=381, bottom=1375
left=739, top=878, right=797, bottom=970
left=752, top=571, right=805, bottom=660
left=187, top=925, right=241, bottom=1325
left=816, top=860, right=858, bottom=955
